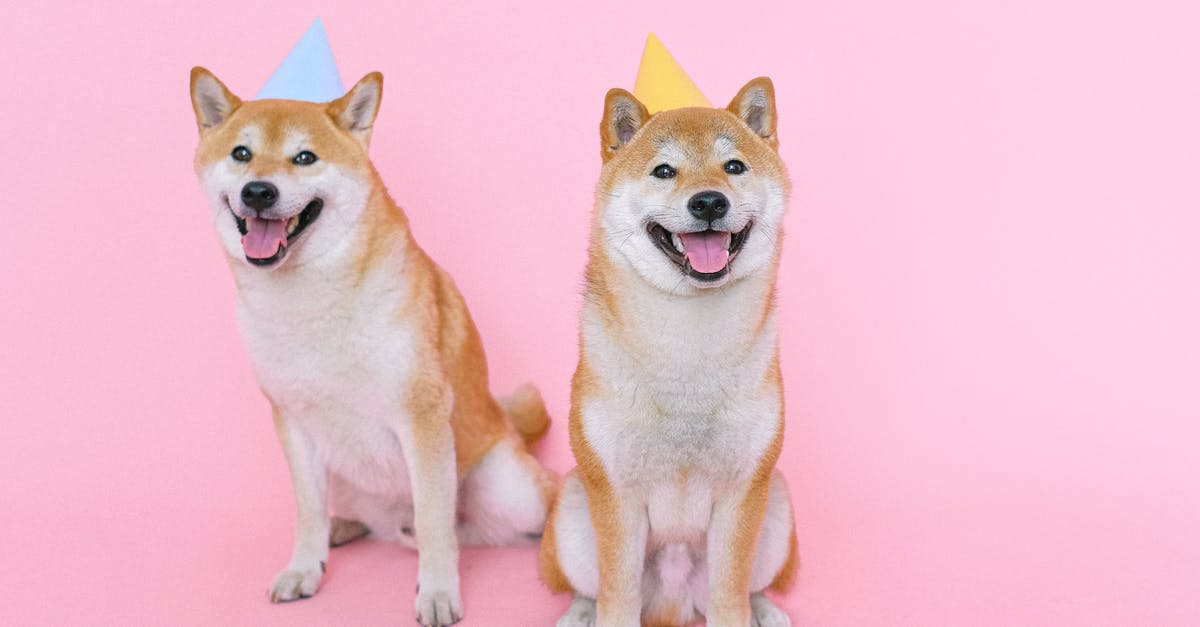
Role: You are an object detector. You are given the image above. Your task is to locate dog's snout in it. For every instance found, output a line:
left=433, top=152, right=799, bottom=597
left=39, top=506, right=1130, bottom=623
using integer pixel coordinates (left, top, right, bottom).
left=241, top=181, right=279, bottom=211
left=687, top=191, right=729, bottom=223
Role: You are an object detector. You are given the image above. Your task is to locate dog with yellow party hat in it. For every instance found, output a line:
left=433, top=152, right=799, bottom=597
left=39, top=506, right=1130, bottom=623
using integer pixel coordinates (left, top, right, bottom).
left=539, top=34, right=798, bottom=626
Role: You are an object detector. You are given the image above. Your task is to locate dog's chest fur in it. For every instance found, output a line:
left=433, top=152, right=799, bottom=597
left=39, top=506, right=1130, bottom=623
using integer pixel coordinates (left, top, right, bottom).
left=580, top=272, right=782, bottom=538
left=235, top=257, right=417, bottom=497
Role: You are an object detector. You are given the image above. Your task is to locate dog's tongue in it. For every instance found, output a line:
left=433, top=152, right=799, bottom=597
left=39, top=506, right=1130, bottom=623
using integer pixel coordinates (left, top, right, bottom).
left=679, top=230, right=731, bottom=274
left=242, top=217, right=288, bottom=259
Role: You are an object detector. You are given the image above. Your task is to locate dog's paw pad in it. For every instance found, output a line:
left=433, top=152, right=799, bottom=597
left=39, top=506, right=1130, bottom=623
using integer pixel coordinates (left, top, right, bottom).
left=267, top=565, right=323, bottom=603
left=414, top=586, right=463, bottom=626
left=329, top=517, right=370, bottom=547
left=750, top=593, right=791, bottom=627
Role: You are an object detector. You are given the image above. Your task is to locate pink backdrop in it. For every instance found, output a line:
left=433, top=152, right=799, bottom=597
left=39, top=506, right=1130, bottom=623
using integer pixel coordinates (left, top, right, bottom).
left=2, top=1, right=1198, bottom=624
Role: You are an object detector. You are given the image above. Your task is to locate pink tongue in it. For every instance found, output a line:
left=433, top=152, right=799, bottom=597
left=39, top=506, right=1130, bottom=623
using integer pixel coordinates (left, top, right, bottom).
left=241, top=217, right=288, bottom=259
left=678, top=231, right=731, bottom=274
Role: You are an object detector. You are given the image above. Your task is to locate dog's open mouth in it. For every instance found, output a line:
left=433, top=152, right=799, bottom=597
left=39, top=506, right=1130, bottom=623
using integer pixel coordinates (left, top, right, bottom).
left=647, top=222, right=751, bottom=282
left=232, top=199, right=324, bottom=266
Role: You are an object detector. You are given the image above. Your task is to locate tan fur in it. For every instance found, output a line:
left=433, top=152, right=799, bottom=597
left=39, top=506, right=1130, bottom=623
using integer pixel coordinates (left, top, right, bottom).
left=499, top=384, right=553, bottom=446
left=538, top=471, right=576, bottom=594
left=568, top=364, right=627, bottom=607
left=770, top=525, right=801, bottom=593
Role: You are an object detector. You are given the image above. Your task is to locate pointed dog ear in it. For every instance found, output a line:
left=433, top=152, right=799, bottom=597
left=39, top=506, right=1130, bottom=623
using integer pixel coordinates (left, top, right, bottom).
left=727, top=77, right=777, bottom=149
left=328, top=72, right=383, bottom=147
left=600, top=88, right=650, bottom=162
left=190, top=67, right=242, bottom=133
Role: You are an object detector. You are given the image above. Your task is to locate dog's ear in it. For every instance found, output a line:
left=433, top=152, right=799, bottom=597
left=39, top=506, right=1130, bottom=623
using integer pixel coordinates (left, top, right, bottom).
left=727, top=77, right=777, bottom=149
left=600, top=88, right=650, bottom=162
left=329, top=72, right=383, bottom=147
left=190, top=67, right=242, bottom=133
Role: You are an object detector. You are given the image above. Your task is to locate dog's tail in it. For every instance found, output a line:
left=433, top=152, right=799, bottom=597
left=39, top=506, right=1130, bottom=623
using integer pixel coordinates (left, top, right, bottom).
left=499, top=383, right=551, bottom=447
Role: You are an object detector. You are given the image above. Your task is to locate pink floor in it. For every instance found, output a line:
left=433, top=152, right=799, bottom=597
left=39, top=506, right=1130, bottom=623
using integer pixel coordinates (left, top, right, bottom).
left=3, top=1, right=1199, bottom=625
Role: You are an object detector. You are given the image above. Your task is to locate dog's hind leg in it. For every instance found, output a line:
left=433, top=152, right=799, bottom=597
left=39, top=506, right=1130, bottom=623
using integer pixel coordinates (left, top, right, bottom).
left=457, top=437, right=558, bottom=545
left=328, top=472, right=414, bottom=547
left=746, top=471, right=797, bottom=626
left=541, top=471, right=599, bottom=605
left=748, top=470, right=797, bottom=594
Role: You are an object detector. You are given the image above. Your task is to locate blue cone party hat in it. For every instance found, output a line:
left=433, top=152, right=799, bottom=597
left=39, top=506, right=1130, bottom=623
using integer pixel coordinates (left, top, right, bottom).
left=255, top=18, right=345, bottom=102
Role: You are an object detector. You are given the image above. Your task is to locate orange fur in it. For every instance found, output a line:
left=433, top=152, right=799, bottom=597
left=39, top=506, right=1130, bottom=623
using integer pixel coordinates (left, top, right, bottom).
left=568, top=363, right=626, bottom=601
left=770, top=526, right=800, bottom=593
left=538, top=471, right=576, bottom=594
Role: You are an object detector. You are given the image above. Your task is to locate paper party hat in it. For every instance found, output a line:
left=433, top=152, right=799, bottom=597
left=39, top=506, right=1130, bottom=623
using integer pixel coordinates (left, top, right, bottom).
left=255, top=18, right=345, bottom=102
left=632, top=33, right=711, bottom=113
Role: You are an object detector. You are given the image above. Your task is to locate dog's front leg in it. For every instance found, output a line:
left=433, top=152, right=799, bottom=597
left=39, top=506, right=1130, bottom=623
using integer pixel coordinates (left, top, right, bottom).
left=706, top=477, right=772, bottom=626
left=588, top=480, right=648, bottom=627
left=398, top=383, right=462, bottom=626
left=268, top=408, right=330, bottom=602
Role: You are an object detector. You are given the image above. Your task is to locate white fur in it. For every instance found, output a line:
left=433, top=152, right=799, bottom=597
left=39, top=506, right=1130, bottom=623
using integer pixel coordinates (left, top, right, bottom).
left=751, top=593, right=792, bottom=627
left=557, top=596, right=598, bottom=627
left=457, top=439, right=551, bottom=546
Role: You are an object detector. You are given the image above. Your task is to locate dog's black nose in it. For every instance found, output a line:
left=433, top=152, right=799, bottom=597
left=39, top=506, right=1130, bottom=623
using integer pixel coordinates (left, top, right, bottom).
left=687, top=191, right=729, bottom=223
left=241, top=181, right=279, bottom=211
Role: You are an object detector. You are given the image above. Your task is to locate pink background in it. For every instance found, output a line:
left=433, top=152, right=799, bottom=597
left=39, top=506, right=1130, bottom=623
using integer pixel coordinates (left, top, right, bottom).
left=2, top=0, right=1198, bottom=624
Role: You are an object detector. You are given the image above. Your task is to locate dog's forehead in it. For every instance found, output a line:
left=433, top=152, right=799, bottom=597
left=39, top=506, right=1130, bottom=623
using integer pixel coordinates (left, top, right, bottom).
left=714, top=135, right=738, bottom=159
left=280, top=128, right=311, bottom=152
left=643, top=108, right=753, bottom=157
left=651, top=132, right=742, bottom=166
left=653, top=139, right=688, bottom=164
left=235, top=123, right=264, bottom=146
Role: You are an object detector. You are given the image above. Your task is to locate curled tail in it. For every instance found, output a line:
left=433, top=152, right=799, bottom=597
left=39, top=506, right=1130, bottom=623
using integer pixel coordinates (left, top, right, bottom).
left=499, top=383, right=551, bottom=447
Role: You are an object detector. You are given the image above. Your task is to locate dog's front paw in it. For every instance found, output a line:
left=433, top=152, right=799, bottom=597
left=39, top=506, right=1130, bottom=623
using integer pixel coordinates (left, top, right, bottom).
left=750, top=593, right=791, bottom=627
left=268, top=561, right=324, bottom=603
left=556, top=596, right=596, bottom=627
left=414, top=584, right=463, bottom=626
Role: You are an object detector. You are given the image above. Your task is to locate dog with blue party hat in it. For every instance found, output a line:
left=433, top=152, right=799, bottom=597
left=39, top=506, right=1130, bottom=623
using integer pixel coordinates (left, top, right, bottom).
left=189, top=19, right=558, bottom=626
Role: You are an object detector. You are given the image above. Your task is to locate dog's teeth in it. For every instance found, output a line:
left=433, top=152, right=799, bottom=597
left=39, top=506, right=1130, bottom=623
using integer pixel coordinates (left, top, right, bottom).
left=671, top=233, right=683, bottom=253
left=287, top=217, right=298, bottom=235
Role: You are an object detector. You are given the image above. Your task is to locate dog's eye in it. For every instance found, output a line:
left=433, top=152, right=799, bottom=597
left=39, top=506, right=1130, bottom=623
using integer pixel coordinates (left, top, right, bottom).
left=293, top=151, right=318, bottom=166
left=651, top=164, right=676, bottom=179
left=231, top=146, right=252, bottom=162
left=724, top=159, right=747, bottom=175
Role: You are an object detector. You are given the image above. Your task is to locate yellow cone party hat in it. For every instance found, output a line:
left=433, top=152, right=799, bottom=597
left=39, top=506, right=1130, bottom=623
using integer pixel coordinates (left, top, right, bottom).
left=633, top=34, right=712, bottom=113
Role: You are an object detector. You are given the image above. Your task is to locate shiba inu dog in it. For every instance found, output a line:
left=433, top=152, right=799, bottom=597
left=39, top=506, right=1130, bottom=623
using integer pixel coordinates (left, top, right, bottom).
left=189, top=67, right=557, bottom=626
left=539, top=78, right=798, bottom=626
